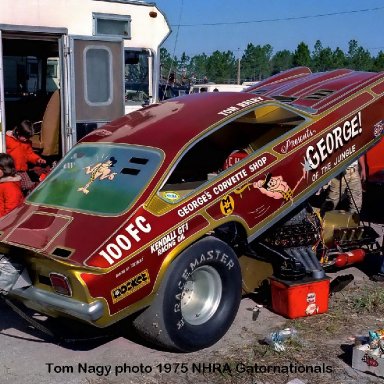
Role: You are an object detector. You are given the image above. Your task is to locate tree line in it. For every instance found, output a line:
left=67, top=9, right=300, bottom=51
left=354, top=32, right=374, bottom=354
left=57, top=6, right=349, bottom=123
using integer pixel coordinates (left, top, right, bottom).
left=160, top=39, right=384, bottom=85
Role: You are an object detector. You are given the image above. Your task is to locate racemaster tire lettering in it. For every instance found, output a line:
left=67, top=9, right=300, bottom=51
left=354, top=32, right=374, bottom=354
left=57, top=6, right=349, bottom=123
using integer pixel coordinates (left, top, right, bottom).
left=132, top=236, right=242, bottom=352
left=177, top=250, right=235, bottom=289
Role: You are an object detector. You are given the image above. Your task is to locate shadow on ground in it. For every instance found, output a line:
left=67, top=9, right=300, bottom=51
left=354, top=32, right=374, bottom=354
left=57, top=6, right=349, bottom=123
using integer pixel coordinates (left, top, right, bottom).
left=0, top=297, right=153, bottom=351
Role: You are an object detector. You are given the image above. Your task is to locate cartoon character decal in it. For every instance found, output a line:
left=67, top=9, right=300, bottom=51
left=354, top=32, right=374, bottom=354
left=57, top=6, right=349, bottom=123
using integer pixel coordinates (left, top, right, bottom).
left=78, top=156, right=118, bottom=194
left=254, top=172, right=301, bottom=202
left=235, top=164, right=308, bottom=204
left=305, top=292, right=319, bottom=315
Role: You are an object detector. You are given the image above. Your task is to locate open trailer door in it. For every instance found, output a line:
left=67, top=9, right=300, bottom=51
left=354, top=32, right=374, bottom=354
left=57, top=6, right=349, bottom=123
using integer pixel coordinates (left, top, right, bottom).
left=70, top=37, right=124, bottom=143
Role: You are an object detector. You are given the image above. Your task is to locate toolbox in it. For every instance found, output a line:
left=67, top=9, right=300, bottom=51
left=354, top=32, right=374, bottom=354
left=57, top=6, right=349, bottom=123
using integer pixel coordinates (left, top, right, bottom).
left=270, top=276, right=330, bottom=319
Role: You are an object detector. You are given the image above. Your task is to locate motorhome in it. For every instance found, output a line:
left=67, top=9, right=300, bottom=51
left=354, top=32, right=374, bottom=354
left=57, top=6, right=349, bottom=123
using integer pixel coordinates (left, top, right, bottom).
left=189, top=83, right=246, bottom=94
left=0, top=0, right=170, bottom=156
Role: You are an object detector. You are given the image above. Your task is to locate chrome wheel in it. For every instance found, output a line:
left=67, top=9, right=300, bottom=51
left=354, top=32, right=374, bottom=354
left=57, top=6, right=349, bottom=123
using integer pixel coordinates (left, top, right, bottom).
left=132, top=237, right=242, bottom=352
left=180, top=265, right=222, bottom=326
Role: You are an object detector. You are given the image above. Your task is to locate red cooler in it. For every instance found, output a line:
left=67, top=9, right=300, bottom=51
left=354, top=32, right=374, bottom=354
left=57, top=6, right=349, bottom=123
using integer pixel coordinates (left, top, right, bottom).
left=270, top=276, right=330, bottom=319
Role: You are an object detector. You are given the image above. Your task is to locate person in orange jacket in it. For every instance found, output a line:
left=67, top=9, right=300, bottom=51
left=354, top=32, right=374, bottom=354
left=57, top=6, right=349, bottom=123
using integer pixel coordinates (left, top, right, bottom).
left=6, top=120, right=46, bottom=192
left=0, top=153, right=23, bottom=217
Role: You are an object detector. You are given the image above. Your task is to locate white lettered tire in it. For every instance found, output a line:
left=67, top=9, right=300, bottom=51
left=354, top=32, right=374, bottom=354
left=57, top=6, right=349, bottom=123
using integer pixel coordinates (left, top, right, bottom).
left=132, top=236, right=242, bottom=352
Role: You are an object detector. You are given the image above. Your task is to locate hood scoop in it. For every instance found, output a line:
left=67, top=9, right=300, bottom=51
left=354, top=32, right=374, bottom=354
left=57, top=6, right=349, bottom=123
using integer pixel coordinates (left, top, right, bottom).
left=4, top=212, right=72, bottom=251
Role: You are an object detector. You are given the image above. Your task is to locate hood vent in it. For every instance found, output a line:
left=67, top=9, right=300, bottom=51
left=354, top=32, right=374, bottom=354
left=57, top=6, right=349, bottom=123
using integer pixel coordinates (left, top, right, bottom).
left=251, top=88, right=269, bottom=95
left=120, top=156, right=150, bottom=175
left=272, top=95, right=297, bottom=103
left=52, top=247, right=73, bottom=258
left=304, top=89, right=334, bottom=100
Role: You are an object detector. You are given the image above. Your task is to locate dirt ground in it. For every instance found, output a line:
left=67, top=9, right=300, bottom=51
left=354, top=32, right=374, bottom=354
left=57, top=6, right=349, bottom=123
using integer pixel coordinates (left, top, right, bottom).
left=4, top=263, right=384, bottom=384
left=1, top=185, right=384, bottom=384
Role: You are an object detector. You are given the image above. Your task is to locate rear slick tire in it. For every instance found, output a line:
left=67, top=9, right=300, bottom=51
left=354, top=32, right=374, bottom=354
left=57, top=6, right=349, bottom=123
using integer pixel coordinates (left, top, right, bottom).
left=132, top=236, right=242, bottom=352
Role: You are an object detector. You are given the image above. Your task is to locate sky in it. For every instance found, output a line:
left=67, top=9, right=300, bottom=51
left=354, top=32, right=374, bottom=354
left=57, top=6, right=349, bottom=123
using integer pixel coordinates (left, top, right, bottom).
left=154, top=0, right=384, bottom=59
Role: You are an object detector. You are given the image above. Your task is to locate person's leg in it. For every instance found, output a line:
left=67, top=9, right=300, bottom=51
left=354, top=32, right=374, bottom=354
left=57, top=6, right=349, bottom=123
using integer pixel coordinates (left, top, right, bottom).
left=371, top=257, right=384, bottom=281
left=321, top=176, right=342, bottom=215
left=345, top=170, right=362, bottom=213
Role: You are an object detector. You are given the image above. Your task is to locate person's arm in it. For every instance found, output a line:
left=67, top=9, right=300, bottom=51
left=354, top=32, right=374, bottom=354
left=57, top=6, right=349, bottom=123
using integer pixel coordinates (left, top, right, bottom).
left=25, top=143, right=46, bottom=165
left=3, top=184, right=23, bottom=215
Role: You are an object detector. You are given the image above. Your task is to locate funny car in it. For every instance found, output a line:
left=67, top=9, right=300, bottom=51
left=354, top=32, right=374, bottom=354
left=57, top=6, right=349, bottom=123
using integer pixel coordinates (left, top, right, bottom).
left=0, top=67, right=384, bottom=352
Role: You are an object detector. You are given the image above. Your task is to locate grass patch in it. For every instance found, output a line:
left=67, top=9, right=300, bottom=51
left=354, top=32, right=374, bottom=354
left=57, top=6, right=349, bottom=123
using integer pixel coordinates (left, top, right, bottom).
left=353, top=287, right=384, bottom=313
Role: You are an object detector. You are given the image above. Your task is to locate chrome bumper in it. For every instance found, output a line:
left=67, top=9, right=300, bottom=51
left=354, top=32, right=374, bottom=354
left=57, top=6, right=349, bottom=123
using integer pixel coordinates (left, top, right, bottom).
left=10, top=286, right=104, bottom=323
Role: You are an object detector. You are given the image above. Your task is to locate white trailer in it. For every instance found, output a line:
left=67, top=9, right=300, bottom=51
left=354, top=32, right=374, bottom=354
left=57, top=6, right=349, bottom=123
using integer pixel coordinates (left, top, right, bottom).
left=0, top=0, right=170, bottom=156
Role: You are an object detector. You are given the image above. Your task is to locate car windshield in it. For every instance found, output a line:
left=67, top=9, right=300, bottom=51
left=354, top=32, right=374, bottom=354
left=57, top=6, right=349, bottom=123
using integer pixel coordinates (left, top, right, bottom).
left=27, top=143, right=162, bottom=215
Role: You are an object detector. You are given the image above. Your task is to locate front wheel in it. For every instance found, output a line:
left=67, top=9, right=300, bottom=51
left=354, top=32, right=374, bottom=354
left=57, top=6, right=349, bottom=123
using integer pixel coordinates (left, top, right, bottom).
left=132, top=236, right=242, bottom=352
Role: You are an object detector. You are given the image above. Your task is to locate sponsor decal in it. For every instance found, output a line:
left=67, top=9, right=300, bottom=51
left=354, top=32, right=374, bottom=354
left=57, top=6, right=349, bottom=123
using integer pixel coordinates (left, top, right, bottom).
left=305, top=112, right=362, bottom=171
left=176, top=153, right=275, bottom=218
left=212, top=169, right=248, bottom=195
left=111, top=269, right=150, bottom=303
left=217, top=97, right=264, bottom=117
left=247, top=155, right=269, bottom=173
left=177, top=191, right=213, bottom=218
left=150, top=222, right=189, bottom=256
left=220, top=195, right=235, bottom=215
left=115, top=257, right=143, bottom=279
left=98, top=216, right=152, bottom=266
left=161, top=191, right=180, bottom=202
left=275, top=127, right=317, bottom=154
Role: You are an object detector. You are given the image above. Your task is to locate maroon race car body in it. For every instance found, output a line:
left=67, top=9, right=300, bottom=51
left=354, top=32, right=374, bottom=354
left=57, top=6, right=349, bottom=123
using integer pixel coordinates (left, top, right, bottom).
left=0, top=67, right=383, bottom=351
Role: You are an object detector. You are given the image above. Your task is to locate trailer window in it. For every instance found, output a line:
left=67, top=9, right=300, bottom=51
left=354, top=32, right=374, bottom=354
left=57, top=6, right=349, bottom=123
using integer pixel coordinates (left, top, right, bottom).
left=27, top=144, right=162, bottom=215
left=93, top=13, right=132, bottom=39
left=84, top=47, right=112, bottom=105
